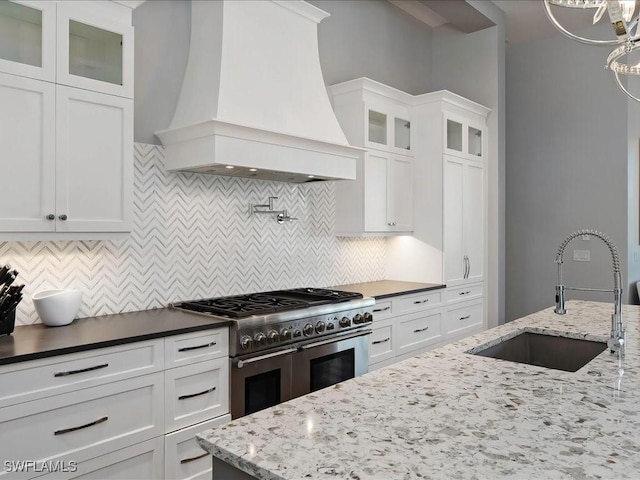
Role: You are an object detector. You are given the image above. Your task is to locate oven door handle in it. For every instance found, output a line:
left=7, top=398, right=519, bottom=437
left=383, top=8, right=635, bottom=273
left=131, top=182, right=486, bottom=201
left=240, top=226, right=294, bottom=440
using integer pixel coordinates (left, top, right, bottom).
left=234, top=347, right=298, bottom=368
left=297, top=329, right=372, bottom=350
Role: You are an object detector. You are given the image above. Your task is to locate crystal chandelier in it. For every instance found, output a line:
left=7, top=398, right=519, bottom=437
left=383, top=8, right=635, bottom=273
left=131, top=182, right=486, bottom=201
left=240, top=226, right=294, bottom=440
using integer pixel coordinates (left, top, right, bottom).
left=544, top=0, right=640, bottom=101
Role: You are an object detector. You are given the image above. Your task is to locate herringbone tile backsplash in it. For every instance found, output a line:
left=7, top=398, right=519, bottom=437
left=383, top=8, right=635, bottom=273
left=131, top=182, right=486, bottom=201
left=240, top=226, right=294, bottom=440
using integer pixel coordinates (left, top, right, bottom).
left=1, top=143, right=387, bottom=325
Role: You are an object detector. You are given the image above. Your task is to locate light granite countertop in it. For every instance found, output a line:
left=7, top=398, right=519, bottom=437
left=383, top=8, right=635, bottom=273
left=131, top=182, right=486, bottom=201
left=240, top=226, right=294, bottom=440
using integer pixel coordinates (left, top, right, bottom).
left=198, top=301, right=640, bottom=479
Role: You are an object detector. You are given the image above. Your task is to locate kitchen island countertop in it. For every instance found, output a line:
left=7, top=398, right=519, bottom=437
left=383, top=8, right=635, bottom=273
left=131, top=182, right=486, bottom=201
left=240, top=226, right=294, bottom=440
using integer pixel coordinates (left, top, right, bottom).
left=328, top=279, right=445, bottom=299
left=197, top=300, right=640, bottom=479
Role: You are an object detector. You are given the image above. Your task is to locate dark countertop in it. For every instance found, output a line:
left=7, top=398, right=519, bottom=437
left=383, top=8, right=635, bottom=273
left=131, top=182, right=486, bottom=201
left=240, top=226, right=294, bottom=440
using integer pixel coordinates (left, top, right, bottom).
left=0, top=308, right=232, bottom=366
left=329, top=280, right=446, bottom=299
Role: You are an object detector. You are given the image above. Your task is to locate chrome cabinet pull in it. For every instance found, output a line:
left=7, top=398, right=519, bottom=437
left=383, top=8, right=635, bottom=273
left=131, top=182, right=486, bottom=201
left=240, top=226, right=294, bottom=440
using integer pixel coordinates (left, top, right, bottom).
left=54, top=363, right=108, bottom=377
left=54, top=416, right=108, bottom=435
left=372, top=337, right=390, bottom=345
left=466, top=256, right=471, bottom=278
left=46, top=214, right=55, bottom=220
left=413, top=326, right=429, bottom=333
left=58, top=214, right=67, bottom=221
left=459, top=315, right=471, bottom=321
left=178, top=386, right=216, bottom=400
left=180, top=452, right=209, bottom=464
left=413, top=299, right=429, bottom=304
left=459, top=290, right=471, bottom=296
left=178, top=341, right=216, bottom=352
left=373, top=306, right=391, bottom=312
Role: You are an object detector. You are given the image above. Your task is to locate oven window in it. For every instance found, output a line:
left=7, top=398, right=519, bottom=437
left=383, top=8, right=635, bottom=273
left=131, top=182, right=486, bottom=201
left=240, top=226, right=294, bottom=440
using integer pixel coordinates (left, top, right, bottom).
left=245, top=369, right=281, bottom=416
left=310, top=349, right=355, bottom=392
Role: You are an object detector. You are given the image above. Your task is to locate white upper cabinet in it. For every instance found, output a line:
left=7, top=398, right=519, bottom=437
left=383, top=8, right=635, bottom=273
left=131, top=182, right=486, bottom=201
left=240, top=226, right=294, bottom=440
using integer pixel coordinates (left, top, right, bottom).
left=0, top=1, right=136, bottom=238
left=0, top=1, right=56, bottom=81
left=366, top=104, right=412, bottom=155
left=0, top=72, right=56, bottom=232
left=56, top=1, right=134, bottom=98
left=444, top=113, right=485, bottom=161
left=0, top=1, right=133, bottom=97
left=55, top=85, right=133, bottom=232
left=329, top=78, right=414, bottom=236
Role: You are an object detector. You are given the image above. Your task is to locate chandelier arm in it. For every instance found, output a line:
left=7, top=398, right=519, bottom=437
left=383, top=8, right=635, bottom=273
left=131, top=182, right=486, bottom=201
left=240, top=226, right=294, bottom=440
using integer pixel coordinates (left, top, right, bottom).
left=613, top=71, right=640, bottom=101
left=543, top=0, right=620, bottom=45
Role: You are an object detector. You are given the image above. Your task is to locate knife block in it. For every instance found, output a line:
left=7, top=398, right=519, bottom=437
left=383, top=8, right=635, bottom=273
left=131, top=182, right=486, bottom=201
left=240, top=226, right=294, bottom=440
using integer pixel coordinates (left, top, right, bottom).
left=0, top=308, right=15, bottom=336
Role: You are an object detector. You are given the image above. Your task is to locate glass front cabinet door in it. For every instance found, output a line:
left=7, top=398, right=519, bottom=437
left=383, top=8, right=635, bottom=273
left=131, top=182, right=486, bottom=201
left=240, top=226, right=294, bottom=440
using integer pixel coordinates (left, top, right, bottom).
left=366, top=105, right=412, bottom=156
left=0, top=1, right=133, bottom=97
left=444, top=115, right=484, bottom=161
left=56, top=1, right=133, bottom=98
left=0, top=0, right=56, bottom=81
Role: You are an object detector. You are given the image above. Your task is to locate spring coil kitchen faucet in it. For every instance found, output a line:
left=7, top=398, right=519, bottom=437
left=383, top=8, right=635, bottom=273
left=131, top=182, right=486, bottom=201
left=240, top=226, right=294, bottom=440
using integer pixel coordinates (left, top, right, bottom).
left=554, top=229, right=625, bottom=354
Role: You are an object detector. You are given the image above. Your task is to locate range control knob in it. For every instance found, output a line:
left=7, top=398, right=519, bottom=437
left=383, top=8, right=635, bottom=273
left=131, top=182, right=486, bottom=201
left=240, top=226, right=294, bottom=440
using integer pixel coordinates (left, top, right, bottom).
left=303, top=323, right=314, bottom=336
left=267, top=330, right=280, bottom=343
left=363, top=312, right=373, bottom=323
left=293, top=329, right=302, bottom=338
left=239, top=335, right=253, bottom=350
left=315, top=321, right=326, bottom=334
left=339, top=316, right=351, bottom=328
left=353, top=314, right=364, bottom=324
left=280, top=328, right=293, bottom=341
left=326, top=322, right=335, bottom=330
left=254, top=332, right=267, bottom=346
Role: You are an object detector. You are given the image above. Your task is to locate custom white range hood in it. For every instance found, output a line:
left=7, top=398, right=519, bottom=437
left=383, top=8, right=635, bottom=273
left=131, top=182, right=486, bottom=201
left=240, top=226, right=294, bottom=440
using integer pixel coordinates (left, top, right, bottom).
left=155, top=0, right=361, bottom=183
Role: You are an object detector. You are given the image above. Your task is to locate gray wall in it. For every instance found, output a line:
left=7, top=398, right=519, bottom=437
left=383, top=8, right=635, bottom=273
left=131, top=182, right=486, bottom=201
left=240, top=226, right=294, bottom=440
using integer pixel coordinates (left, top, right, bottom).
left=505, top=24, right=632, bottom=321
left=430, top=1, right=506, bottom=327
left=310, top=0, right=432, bottom=95
left=133, top=0, right=191, bottom=145
left=133, top=0, right=434, bottom=144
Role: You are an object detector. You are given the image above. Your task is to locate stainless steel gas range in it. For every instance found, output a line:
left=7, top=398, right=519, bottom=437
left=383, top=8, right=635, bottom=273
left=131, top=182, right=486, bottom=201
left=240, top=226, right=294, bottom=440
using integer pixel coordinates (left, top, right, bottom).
left=171, top=288, right=375, bottom=418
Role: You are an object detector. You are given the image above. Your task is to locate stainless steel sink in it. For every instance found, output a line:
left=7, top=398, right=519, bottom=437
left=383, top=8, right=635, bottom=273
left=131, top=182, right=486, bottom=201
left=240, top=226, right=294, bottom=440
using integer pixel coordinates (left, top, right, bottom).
left=472, top=332, right=607, bottom=372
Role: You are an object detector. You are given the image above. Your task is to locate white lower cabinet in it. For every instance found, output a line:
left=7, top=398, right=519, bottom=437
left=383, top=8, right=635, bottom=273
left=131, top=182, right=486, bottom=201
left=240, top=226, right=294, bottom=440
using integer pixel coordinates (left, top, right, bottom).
left=444, top=299, right=483, bottom=339
left=0, top=327, right=230, bottom=480
left=163, top=329, right=230, bottom=480
left=0, top=373, right=164, bottom=479
left=165, top=416, right=231, bottom=480
left=34, top=437, right=165, bottom=480
left=396, top=310, right=442, bottom=356
left=164, top=357, right=229, bottom=433
left=368, top=288, right=485, bottom=370
left=369, top=319, right=394, bottom=365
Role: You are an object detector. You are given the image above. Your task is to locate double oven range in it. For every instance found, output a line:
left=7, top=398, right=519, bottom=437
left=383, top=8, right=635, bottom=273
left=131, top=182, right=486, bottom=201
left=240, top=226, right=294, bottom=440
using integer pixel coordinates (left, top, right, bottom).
left=172, top=288, right=374, bottom=419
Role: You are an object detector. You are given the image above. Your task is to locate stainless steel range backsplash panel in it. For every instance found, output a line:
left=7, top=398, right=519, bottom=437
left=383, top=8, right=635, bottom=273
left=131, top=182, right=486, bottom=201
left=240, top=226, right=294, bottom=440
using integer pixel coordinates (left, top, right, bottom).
left=0, top=144, right=386, bottom=325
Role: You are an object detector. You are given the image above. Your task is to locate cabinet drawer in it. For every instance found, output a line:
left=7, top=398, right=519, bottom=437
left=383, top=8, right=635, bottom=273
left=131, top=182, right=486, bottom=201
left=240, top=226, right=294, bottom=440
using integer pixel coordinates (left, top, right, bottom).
left=165, top=329, right=228, bottom=368
left=165, top=415, right=230, bottom=480
left=445, top=302, right=483, bottom=338
left=371, top=300, right=393, bottom=321
left=164, top=357, right=229, bottom=433
left=0, top=373, right=164, bottom=477
left=397, top=311, right=442, bottom=355
left=369, top=320, right=394, bottom=365
left=32, top=437, right=165, bottom=480
left=0, top=339, right=163, bottom=408
left=394, top=291, right=442, bottom=315
left=446, top=284, right=483, bottom=304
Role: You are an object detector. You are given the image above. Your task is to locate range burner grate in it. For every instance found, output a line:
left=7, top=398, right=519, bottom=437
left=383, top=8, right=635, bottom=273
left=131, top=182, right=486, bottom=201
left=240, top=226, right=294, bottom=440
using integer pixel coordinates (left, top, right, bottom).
left=174, top=288, right=363, bottom=319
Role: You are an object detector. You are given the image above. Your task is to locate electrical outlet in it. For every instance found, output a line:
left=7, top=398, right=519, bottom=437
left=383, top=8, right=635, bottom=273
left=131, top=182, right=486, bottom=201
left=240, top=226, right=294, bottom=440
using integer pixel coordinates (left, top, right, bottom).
left=573, top=249, right=590, bottom=262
